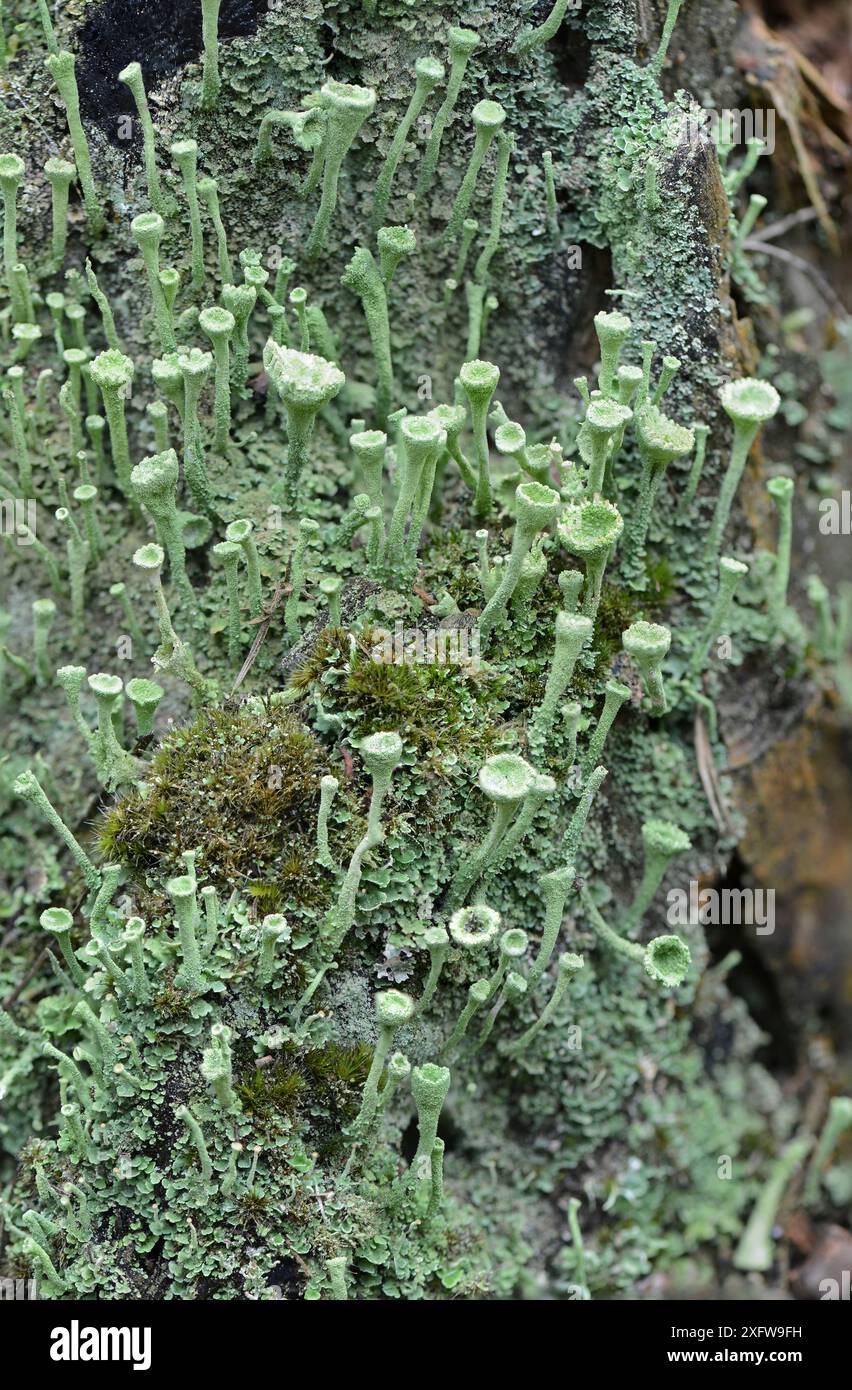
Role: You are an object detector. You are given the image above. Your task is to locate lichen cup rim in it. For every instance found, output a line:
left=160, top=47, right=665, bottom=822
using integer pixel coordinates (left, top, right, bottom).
left=429, top=402, right=467, bottom=432
left=617, top=363, right=644, bottom=384
left=44, top=155, right=76, bottom=179
left=133, top=542, right=165, bottom=571
left=449, top=904, right=501, bottom=949
left=375, top=989, right=415, bottom=1027
left=622, top=619, right=672, bottom=662
left=125, top=676, right=164, bottom=705
left=401, top=414, right=444, bottom=448
left=131, top=450, right=179, bottom=494
left=767, top=475, right=794, bottom=500
left=321, top=78, right=377, bottom=116
left=500, top=928, right=529, bottom=959
left=351, top=428, right=388, bottom=450
left=448, top=23, right=480, bottom=52
left=224, top=518, right=253, bottom=544
left=557, top=497, right=624, bottom=556
left=359, top=730, right=404, bottom=767
left=635, top=403, right=694, bottom=463
left=641, top=818, right=691, bottom=856
left=40, top=906, right=73, bottom=931
left=199, top=305, right=236, bottom=335
left=263, top=341, right=345, bottom=409
left=170, top=138, right=199, bottom=159
left=0, top=152, right=25, bottom=181
left=413, top=1060, right=451, bottom=1088
left=472, top=98, right=506, bottom=129
left=594, top=308, right=632, bottom=335
left=88, top=672, right=123, bottom=698
left=515, top=479, right=562, bottom=529
left=166, top=874, right=196, bottom=899
left=90, top=347, right=134, bottom=390
left=644, top=934, right=691, bottom=988
left=415, top=55, right=445, bottom=81
left=460, top=358, right=500, bottom=394
left=494, top=422, right=525, bottom=458
left=178, top=346, right=213, bottom=378
left=131, top=210, right=165, bottom=238
left=720, top=376, right=781, bottom=426
left=554, top=611, right=594, bottom=644
left=478, top=752, right=535, bottom=804
left=377, top=224, right=416, bottom=254
left=585, top=398, right=633, bottom=434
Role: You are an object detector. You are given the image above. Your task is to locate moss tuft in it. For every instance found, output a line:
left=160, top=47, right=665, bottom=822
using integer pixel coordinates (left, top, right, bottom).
left=99, top=703, right=338, bottom=907
left=237, top=1042, right=372, bottom=1152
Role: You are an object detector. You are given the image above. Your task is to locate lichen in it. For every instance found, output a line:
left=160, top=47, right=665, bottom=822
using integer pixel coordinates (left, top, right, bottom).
left=0, top=0, right=847, bottom=1307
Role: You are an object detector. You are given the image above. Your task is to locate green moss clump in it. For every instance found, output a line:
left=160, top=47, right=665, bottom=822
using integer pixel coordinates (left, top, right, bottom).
left=291, top=626, right=499, bottom=757
left=344, top=649, right=491, bottom=754
left=99, top=703, right=336, bottom=908
left=237, top=1042, right=372, bottom=1154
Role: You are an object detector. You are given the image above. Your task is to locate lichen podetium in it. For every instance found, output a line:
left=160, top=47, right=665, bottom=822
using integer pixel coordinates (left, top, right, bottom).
left=0, top=0, right=844, bottom=1309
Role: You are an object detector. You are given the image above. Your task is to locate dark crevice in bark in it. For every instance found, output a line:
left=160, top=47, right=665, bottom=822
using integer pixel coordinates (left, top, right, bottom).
left=704, top=850, right=800, bottom=1073
left=75, top=0, right=269, bottom=147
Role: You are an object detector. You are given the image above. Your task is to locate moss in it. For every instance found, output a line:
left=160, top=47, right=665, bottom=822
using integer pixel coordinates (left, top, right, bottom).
left=235, top=1191, right=272, bottom=1228
left=238, top=1063, right=306, bottom=1121
left=290, top=624, right=499, bottom=758
left=237, top=1042, right=372, bottom=1152
left=99, top=703, right=340, bottom=908
left=421, top=524, right=495, bottom=609
left=640, top=556, right=678, bottom=611
left=343, top=650, right=485, bottom=752
left=288, top=626, right=354, bottom=691
left=151, top=978, right=194, bottom=1020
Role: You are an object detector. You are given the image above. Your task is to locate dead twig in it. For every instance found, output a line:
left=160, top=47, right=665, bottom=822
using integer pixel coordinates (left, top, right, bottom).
left=742, top=238, right=848, bottom=317
left=746, top=206, right=819, bottom=242
left=290, top=1249, right=313, bottom=1280
left=694, top=706, right=733, bottom=836
left=229, top=564, right=291, bottom=697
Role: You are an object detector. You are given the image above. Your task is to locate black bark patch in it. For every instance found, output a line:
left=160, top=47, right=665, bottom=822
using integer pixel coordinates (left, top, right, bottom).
left=266, top=1257, right=306, bottom=1300
left=74, top=0, right=269, bottom=147
left=551, top=13, right=594, bottom=90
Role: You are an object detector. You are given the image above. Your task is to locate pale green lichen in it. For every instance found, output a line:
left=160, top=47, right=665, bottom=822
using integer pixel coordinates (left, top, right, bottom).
left=264, top=342, right=345, bottom=507
left=0, top=0, right=833, bottom=1310
left=705, top=378, right=781, bottom=564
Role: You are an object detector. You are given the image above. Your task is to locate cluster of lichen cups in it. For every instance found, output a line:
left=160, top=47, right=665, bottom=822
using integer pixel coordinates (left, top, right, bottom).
left=4, top=221, right=781, bottom=1291
left=0, top=855, right=302, bottom=1294
left=8, top=678, right=697, bottom=1297
left=2, top=1, right=833, bottom=1302
left=1, top=11, right=792, bottom=728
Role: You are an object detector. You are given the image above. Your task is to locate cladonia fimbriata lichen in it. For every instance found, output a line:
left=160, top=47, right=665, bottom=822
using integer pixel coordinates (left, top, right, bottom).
left=0, top=0, right=841, bottom=1309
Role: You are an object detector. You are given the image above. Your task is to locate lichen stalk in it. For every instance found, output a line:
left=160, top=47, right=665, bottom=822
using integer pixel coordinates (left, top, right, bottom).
left=119, top=63, right=166, bottom=214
